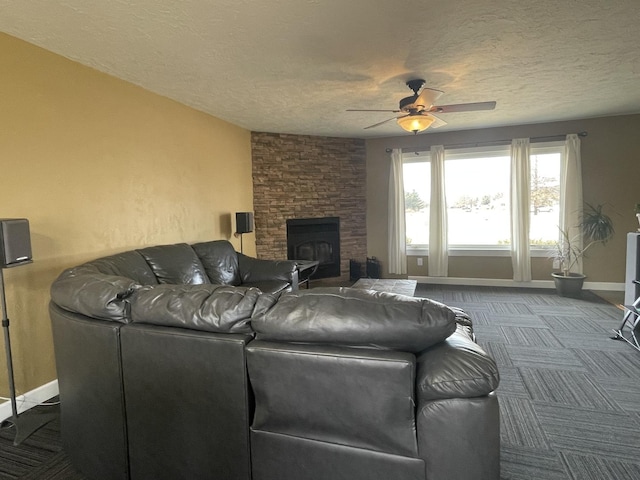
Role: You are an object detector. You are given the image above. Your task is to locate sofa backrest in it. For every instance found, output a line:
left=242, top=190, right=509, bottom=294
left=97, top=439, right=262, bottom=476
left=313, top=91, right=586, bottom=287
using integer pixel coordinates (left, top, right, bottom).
left=137, top=243, right=210, bottom=285
left=49, top=240, right=277, bottom=325
left=192, top=240, right=241, bottom=286
left=50, top=305, right=131, bottom=480
left=50, top=244, right=211, bottom=323
left=130, top=284, right=277, bottom=334
left=247, top=340, right=420, bottom=458
left=120, top=324, right=254, bottom=480
left=87, top=250, right=159, bottom=286
left=252, top=287, right=456, bottom=353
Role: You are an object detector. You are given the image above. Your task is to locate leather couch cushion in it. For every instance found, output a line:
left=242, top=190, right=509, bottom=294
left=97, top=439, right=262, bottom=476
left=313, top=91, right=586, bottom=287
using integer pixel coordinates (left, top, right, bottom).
left=416, top=330, right=500, bottom=400
left=130, top=284, right=278, bottom=333
left=252, top=287, right=456, bottom=352
left=50, top=264, right=137, bottom=322
left=137, top=243, right=209, bottom=285
left=192, top=240, right=241, bottom=286
left=87, top=251, right=159, bottom=286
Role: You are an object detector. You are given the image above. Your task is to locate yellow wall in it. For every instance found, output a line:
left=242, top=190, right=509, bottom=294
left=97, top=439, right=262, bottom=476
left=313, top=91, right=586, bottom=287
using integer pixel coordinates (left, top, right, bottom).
left=366, top=115, right=640, bottom=282
left=0, top=33, right=255, bottom=397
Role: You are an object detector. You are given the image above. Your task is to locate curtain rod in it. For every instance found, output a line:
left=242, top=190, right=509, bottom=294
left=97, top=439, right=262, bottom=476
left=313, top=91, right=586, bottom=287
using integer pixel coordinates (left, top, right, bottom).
left=385, top=131, right=588, bottom=154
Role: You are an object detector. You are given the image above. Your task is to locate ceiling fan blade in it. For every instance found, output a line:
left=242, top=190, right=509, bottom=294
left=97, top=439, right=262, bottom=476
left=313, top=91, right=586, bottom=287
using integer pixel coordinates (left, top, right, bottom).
left=347, top=109, right=401, bottom=113
left=414, top=87, right=444, bottom=109
left=428, top=113, right=447, bottom=129
left=363, top=115, right=403, bottom=129
left=430, top=101, right=497, bottom=113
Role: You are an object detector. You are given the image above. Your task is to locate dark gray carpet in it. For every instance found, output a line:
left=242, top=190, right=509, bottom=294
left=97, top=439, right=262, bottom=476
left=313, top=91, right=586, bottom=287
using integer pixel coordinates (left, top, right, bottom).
left=0, top=404, right=85, bottom=479
left=416, top=284, right=640, bottom=480
left=2, top=285, right=638, bottom=479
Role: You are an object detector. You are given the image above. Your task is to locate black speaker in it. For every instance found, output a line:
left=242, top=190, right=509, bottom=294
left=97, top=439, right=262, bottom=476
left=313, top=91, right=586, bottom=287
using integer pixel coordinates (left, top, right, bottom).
left=0, top=219, right=33, bottom=268
left=366, top=257, right=381, bottom=279
left=235, top=212, right=254, bottom=234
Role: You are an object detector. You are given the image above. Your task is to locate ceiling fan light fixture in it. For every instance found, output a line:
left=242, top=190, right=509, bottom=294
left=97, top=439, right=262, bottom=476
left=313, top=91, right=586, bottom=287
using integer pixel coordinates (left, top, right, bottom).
left=397, top=114, right=435, bottom=134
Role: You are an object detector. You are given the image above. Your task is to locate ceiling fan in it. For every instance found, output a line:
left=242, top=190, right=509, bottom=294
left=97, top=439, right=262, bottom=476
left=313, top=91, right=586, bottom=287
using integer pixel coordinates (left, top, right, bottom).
left=347, top=79, right=496, bottom=134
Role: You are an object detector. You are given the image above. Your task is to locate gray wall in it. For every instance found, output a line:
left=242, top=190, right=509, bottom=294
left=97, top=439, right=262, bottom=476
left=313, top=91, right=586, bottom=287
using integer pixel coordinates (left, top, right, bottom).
left=366, top=114, right=640, bottom=283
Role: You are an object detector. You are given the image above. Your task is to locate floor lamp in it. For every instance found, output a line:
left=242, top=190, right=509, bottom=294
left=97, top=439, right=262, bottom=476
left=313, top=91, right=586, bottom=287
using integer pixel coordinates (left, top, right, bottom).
left=0, top=219, right=57, bottom=445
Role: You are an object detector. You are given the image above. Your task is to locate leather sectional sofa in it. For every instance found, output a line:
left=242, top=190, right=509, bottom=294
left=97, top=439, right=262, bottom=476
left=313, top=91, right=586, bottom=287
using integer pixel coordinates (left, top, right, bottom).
left=49, top=240, right=500, bottom=480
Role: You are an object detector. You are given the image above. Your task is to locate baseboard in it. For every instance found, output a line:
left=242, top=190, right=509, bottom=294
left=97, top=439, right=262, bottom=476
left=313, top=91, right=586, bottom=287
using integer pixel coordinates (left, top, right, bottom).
left=0, top=379, right=59, bottom=422
left=410, top=276, right=625, bottom=291
left=583, top=281, right=625, bottom=291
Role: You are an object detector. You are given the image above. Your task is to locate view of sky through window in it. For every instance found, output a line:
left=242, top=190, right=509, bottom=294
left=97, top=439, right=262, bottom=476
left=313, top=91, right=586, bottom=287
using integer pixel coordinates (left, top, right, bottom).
left=403, top=147, right=561, bottom=249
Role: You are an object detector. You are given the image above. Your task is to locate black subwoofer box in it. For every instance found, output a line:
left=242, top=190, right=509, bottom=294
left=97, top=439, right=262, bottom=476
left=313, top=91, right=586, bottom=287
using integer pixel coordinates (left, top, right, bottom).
left=366, top=257, right=381, bottom=279
left=0, top=218, right=33, bottom=268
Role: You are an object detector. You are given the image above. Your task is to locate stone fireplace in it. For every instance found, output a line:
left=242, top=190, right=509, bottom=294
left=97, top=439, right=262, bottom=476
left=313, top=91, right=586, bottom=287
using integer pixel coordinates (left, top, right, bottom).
left=251, top=132, right=367, bottom=282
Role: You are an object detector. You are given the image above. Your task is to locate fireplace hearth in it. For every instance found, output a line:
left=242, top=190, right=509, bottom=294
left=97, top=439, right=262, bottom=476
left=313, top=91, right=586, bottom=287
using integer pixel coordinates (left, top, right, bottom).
left=286, top=217, right=340, bottom=279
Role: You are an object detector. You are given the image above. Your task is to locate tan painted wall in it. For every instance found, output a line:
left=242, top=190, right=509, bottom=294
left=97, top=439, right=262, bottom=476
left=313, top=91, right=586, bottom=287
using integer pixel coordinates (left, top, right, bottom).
left=0, top=33, right=255, bottom=397
left=366, top=115, right=640, bottom=282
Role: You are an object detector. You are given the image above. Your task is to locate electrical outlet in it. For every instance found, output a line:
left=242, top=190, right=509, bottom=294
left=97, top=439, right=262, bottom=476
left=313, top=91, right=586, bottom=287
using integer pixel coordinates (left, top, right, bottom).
left=552, top=259, right=560, bottom=269
left=417, top=258, right=423, bottom=266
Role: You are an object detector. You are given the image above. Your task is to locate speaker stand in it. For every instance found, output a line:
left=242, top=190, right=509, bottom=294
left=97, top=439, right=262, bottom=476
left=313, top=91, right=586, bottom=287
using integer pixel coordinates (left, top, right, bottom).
left=1, top=268, right=57, bottom=446
left=0, top=409, right=58, bottom=446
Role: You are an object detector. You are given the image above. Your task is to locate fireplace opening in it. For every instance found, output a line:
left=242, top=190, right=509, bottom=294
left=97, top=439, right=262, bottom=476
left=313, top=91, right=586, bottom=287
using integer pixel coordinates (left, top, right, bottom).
left=286, top=217, right=340, bottom=279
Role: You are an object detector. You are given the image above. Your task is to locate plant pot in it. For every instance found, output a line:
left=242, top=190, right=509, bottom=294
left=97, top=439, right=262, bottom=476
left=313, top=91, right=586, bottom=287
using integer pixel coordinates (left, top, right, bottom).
left=551, top=272, right=586, bottom=298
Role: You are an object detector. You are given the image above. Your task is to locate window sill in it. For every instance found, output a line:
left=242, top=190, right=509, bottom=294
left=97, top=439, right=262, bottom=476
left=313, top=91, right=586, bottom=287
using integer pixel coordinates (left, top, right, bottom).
left=406, top=246, right=554, bottom=258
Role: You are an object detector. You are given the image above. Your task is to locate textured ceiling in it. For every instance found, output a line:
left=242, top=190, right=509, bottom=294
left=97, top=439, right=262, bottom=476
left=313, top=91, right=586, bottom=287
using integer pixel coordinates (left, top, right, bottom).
left=1, top=0, right=639, bottom=138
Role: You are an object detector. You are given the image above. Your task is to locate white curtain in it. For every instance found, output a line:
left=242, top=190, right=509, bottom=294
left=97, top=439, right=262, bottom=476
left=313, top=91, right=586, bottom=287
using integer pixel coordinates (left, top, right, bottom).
left=510, top=138, right=532, bottom=281
left=429, top=145, right=448, bottom=276
left=560, top=134, right=583, bottom=273
left=388, top=148, right=407, bottom=274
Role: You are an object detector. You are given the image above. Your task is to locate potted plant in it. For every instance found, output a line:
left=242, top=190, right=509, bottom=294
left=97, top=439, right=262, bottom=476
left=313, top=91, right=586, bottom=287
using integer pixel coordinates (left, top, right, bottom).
left=550, top=203, right=615, bottom=297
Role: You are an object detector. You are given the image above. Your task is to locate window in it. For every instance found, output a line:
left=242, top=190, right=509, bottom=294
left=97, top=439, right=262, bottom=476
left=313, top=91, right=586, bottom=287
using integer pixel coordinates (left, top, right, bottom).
left=403, top=157, right=430, bottom=247
left=403, top=141, right=563, bottom=254
left=529, top=144, right=562, bottom=248
left=444, top=147, right=511, bottom=247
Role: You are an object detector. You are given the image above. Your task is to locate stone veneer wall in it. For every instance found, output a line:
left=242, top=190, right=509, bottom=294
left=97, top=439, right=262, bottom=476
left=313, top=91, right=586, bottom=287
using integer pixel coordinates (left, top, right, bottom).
left=251, top=132, right=367, bottom=282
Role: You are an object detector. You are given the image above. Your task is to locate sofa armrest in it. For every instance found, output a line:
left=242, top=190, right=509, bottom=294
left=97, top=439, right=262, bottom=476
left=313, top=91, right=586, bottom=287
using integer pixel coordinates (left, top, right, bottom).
left=237, top=254, right=298, bottom=285
left=50, top=264, right=139, bottom=322
left=417, top=394, right=500, bottom=480
left=416, top=331, right=499, bottom=401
